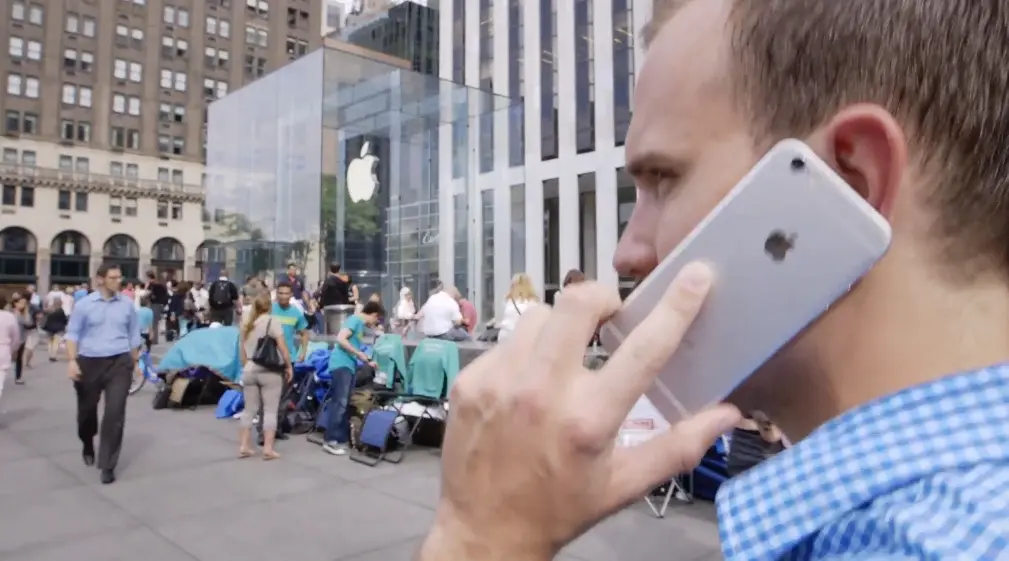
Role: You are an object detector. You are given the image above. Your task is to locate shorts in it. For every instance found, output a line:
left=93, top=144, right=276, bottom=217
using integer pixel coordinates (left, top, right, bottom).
left=24, top=331, right=38, bottom=348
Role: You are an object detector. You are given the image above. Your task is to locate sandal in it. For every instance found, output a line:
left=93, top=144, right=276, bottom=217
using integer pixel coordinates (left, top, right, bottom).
left=238, top=448, right=254, bottom=459
left=262, top=450, right=281, bottom=461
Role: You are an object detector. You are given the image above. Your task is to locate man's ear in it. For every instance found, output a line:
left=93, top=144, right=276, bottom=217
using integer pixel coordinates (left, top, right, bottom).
left=808, top=104, right=908, bottom=219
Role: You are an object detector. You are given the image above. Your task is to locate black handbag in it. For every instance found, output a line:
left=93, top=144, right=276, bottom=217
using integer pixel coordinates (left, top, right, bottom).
left=251, top=318, right=286, bottom=371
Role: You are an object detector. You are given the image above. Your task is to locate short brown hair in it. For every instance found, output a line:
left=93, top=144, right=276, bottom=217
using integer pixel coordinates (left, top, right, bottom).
left=648, top=0, right=1009, bottom=277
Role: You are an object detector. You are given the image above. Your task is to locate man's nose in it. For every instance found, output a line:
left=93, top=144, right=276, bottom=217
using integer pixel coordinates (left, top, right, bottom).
left=612, top=229, right=659, bottom=281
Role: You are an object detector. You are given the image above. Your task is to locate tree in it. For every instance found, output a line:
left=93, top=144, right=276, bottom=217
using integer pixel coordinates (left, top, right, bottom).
left=321, top=174, right=381, bottom=264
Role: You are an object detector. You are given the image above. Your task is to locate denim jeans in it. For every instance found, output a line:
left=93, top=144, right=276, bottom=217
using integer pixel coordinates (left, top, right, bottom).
left=323, top=367, right=355, bottom=444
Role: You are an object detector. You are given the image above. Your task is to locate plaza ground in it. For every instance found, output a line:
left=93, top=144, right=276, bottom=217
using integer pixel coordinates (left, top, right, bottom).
left=0, top=351, right=722, bottom=561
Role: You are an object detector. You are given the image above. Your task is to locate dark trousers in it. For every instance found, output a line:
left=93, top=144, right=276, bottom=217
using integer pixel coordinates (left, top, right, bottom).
left=14, top=344, right=25, bottom=381
left=75, top=353, right=132, bottom=471
left=323, top=367, right=355, bottom=444
left=208, top=307, right=234, bottom=326
left=149, top=304, right=164, bottom=345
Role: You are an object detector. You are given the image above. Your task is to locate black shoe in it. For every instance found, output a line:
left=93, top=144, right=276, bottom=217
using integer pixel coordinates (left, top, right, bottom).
left=276, top=432, right=290, bottom=441
left=82, top=441, right=95, bottom=467
left=100, top=469, right=115, bottom=485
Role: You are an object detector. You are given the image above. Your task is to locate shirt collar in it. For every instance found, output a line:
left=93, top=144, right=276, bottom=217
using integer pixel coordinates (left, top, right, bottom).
left=716, top=363, right=1009, bottom=560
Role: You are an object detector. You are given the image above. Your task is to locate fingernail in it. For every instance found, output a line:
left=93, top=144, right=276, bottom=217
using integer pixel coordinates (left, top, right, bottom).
left=678, top=262, right=713, bottom=293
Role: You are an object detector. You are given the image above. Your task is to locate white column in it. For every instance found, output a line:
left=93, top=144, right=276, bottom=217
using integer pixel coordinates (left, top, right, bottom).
left=556, top=0, right=580, bottom=278
left=492, top=0, right=512, bottom=312
left=523, top=0, right=545, bottom=292
left=437, top=0, right=456, bottom=284
left=594, top=0, right=619, bottom=287
left=465, top=0, right=482, bottom=301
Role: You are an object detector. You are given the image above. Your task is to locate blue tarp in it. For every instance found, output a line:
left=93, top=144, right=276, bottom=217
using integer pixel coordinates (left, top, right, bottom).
left=157, top=327, right=242, bottom=382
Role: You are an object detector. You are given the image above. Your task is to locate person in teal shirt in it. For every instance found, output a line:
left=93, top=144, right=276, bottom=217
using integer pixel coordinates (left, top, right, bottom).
left=271, top=282, right=309, bottom=363
left=136, top=296, right=155, bottom=351
left=323, top=300, right=384, bottom=456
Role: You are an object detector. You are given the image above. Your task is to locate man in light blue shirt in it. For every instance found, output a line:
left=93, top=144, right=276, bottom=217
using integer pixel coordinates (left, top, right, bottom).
left=65, top=264, right=141, bottom=486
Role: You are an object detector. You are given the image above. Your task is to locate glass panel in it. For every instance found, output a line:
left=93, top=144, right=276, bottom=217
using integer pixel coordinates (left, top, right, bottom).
left=616, top=167, right=635, bottom=296
left=205, top=45, right=521, bottom=307
left=543, top=178, right=559, bottom=303
left=574, top=0, right=594, bottom=153
left=481, top=188, right=494, bottom=321
left=510, top=184, right=525, bottom=276
left=612, top=0, right=634, bottom=146
left=578, top=172, right=596, bottom=279
left=540, top=0, right=558, bottom=160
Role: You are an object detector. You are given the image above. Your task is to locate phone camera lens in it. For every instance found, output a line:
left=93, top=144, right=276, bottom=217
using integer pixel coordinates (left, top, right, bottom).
left=790, top=158, right=805, bottom=171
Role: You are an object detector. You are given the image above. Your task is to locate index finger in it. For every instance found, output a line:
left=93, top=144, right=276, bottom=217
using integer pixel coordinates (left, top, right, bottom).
left=591, top=262, right=714, bottom=428
left=534, top=282, right=622, bottom=372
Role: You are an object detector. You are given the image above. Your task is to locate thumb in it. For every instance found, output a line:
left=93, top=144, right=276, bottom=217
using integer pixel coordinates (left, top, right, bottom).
left=604, top=404, right=741, bottom=510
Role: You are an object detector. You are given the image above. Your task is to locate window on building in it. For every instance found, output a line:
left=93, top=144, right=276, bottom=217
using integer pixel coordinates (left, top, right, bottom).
left=65, top=12, right=79, bottom=33
left=22, top=113, right=37, bottom=134
left=158, top=103, right=171, bottom=122
left=2, top=148, right=16, bottom=163
left=61, top=84, right=76, bottom=105
left=74, top=191, right=88, bottom=212
left=112, top=94, right=126, bottom=113
left=220, top=20, right=231, bottom=37
left=125, top=197, right=138, bottom=216
left=77, top=122, right=91, bottom=142
left=11, top=2, right=24, bottom=21
left=20, top=186, right=33, bottom=207
left=63, top=48, right=77, bottom=70
left=4, top=111, right=19, bottom=133
left=127, top=96, right=140, bottom=116
left=24, top=77, right=38, bottom=98
left=158, top=167, right=170, bottom=182
left=110, top=162, right=123, bottom=176
left=160, top=68, right=172, bottom=88
left=57, top=189, right=71, bottom=210
left=131, top=28, right=144, bottom=48
left=158, top=134, right=170, bottom=153
left=75, top=157, right=89, bottom=174
left=110, top=196, right=122, bottom=215
left=129, top=62, right=142, bottom=82
left=163, top=5, right=175, bottom=24
left=116, top=24, right=128, bottom=46
left=125, top=164, right=138, bottom=178
left=111, top=126, right=125, bottom=148
left=1, top=185, right=15, bottom=206
left=28, top=4, right=42, bottom=25
left=207, top=17, right=217, bottom=35
left=21, top=150, right=35, bottom=166
left=58, top=155, right=72, bottom=170
left=174, top=71, right=187, bottom=91
left=157, top=200, right=169, bottom=219
left=60, top=119, right=75, bottom=141
left=9, top=37, right=24, bottom=58
left=79, top=86, right=92, bottom=107
left=114, top=58, right=127, bottom=80
left=82, top=17, right=95, bottom=37
left=6, top=74, right=21, bottom=96
left=80, top=51, right=93, bottom=72
left=27, top=39, right=42, bottom=60
left=171, top=201, right=183, bottom=219
left=171, top=169, right=183, bottom=184
left=285, top=37, right=308, bottom=58
left=173, top=105, right=185, bottom=123
left=127, top=129, right=140, bottom=149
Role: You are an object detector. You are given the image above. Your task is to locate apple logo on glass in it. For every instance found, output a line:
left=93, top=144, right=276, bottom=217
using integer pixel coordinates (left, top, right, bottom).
left=346, top=141, right=379, bottom=203
left=764, top=230, right=796, bottom=262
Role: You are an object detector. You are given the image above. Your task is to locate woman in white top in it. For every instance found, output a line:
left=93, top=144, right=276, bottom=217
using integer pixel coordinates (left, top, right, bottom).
left=393, top=287, right=416, bottom=335
left=497, top=273, right=539, bottom=342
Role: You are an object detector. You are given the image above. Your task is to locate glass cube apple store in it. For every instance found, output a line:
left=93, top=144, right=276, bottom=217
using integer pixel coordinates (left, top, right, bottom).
left=203, top=44, right=520, bottom=307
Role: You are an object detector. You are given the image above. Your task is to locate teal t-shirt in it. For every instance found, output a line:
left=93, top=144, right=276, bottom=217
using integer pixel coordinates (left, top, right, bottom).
left=329, top=315, right=365, bottom=372
left=136, top=306, right=154, bottom=334
left=271, top=302, right=308, bottom=359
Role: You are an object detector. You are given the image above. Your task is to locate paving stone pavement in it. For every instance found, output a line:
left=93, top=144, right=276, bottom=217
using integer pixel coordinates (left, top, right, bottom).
left=0, top=356, right=722, bottom=561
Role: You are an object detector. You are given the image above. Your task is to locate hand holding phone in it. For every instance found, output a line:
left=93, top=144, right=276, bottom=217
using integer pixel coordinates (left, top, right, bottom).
left=600, top=140, right=892, bottom=424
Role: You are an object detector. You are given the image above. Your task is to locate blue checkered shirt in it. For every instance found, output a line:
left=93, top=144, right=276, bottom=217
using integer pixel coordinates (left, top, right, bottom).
left=716, top=364, right=1009, bottom=560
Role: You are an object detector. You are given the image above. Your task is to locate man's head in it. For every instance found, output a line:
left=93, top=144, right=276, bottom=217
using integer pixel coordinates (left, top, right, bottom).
left=360, top=300, right=385, bottom=327
left=445, top=286, right=462, bottom=302
left=146, top=270, right=156, bottom=281
left=621, top=0, right=1009, bottom=435
left=26, top=284, right=35, bottom=294
left=275, top=281, right=293, bottom=307
left=96, top=264, right=123, bottom=294
left=287, top=263, right=298, bottom=276
left=329, top=263, right=341, bottom=275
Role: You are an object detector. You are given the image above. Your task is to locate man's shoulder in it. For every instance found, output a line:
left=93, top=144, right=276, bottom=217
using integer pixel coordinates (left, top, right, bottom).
left=803, top=463, right=1009, bottom=559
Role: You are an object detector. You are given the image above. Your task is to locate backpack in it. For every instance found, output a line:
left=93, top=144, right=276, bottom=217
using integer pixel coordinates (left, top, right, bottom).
left=209, top=280, right=232, bottom=308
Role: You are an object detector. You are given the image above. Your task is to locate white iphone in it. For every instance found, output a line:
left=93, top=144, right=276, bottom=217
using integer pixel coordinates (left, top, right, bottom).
left=600, top=139, right=892, bottom=424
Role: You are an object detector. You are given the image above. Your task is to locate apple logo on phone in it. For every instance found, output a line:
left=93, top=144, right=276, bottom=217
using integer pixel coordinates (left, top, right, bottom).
left=764, top=230, right=796, bottom=262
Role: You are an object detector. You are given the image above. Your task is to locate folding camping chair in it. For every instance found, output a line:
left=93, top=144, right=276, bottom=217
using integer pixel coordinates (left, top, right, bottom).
left=642, top=434, right=730, bottom=518
left=349, top=390, right=447, bottom=466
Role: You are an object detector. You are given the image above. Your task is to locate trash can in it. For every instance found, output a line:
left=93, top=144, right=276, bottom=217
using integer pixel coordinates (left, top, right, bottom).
left=323, top=305, right=356, bottom=335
